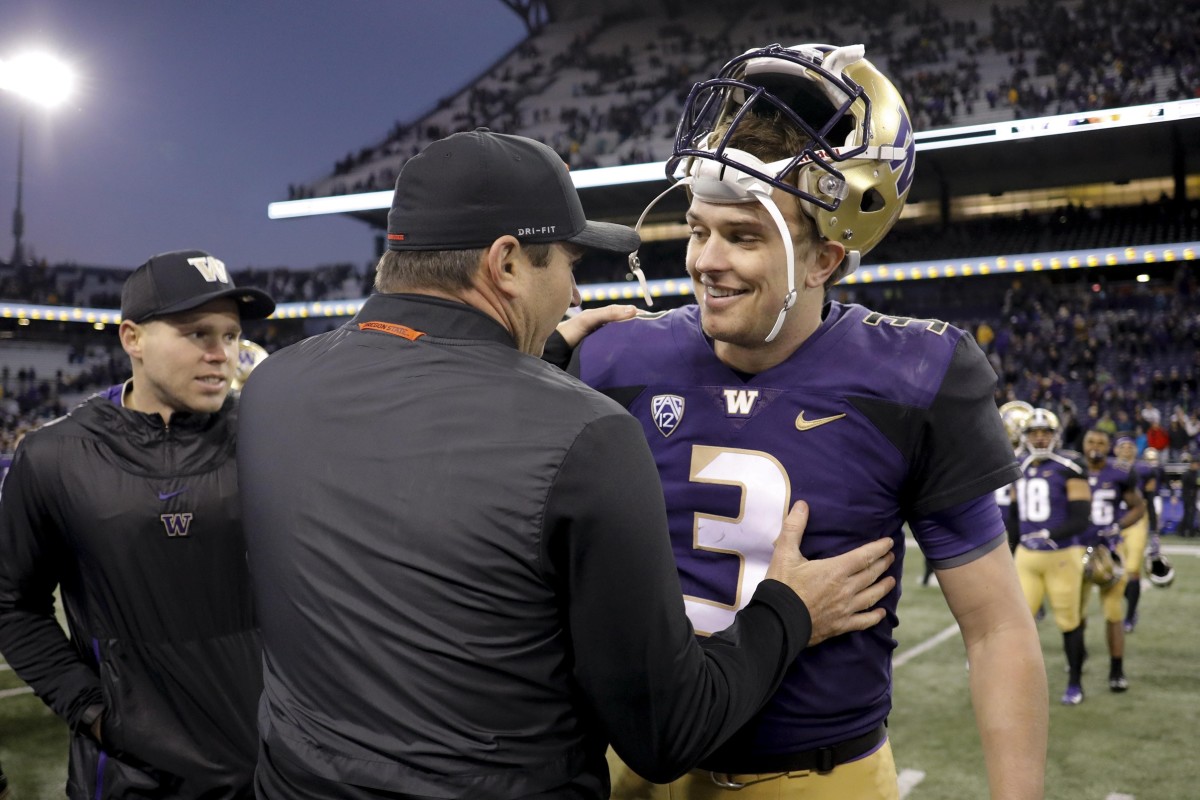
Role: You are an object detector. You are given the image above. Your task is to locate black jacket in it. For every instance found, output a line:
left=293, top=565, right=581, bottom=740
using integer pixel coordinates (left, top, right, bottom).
left=238, top=293, right=812, bottom=799
left=0, top=389, right=260, bottom=799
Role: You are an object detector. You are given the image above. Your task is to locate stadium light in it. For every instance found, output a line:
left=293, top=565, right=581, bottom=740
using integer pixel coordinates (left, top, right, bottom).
left=0, top=50, right=76, bottom=265
left=0, top=51, right=76, bottom=108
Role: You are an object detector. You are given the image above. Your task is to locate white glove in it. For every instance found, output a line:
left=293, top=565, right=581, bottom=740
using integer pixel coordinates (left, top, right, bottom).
left=1099, top=524, right=1123, bottom=547
left=1020, top=528, right=1052, bottom=546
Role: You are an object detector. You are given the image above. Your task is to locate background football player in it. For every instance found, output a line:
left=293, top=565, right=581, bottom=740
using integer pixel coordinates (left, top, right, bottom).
left=1079, top=428, right=1144, bottom=692
left=1013, top=409, right=1093, bottom=705
left=1114, top=437, right=1153, bottom=631
left=557, top=42, right=1046, bottom=800
left=998, top=400, right=1034, bottom=552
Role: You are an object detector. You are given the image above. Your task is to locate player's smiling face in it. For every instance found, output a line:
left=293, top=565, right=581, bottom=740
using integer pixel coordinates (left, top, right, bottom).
left=685, top=197, right=811, bottom=350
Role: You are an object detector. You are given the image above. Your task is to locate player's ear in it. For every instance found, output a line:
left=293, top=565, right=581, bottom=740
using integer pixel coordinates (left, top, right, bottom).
left=805, top=240, right=845, bottom=288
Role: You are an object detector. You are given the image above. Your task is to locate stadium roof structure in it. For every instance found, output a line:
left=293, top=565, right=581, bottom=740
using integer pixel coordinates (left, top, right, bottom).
left=270, top=97, right=1200, bottom=231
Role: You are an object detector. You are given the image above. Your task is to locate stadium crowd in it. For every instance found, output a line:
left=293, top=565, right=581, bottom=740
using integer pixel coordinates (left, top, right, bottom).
left=291, top=0, right=1200, bottom=200
left=4, top=256, right=1200, bottom=463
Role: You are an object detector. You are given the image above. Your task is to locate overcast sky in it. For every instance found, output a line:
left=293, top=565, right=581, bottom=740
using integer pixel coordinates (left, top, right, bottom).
left=1, top=1, right=528, bottom=273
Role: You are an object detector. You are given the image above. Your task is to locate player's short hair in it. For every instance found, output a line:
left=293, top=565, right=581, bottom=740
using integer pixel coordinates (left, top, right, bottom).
left=374, top=243, right=553, bottom=294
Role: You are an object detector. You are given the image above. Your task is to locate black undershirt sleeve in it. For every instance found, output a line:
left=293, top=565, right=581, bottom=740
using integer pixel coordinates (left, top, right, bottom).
left=1048, top=499, right=1092, bottom=543
left=541, top=413, right=811, bottom=782
left=542, top=329, right=574, bottom=371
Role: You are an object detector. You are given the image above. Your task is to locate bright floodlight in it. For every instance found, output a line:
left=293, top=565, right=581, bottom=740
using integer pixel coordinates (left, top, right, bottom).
left=0, top=51, right=75, bottom=108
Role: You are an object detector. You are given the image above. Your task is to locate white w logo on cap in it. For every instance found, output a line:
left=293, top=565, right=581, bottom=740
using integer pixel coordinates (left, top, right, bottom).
left=187, top=255, right=229, bottom=283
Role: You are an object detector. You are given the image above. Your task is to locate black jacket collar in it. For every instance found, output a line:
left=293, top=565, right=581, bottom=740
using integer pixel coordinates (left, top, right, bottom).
left=350, top=293, right=516, bottom=348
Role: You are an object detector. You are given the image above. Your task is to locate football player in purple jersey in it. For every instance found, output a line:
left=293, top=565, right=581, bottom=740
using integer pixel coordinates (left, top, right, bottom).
left=1080, top=429, right=1145, bottom=692
left=556, top=43, right=1046, bottom=800
left=1113, top=436, right=1153, bottom=631
left=998, top=401, right=1035, bottom=552
left=1013, top=409, right=1093, bottom=706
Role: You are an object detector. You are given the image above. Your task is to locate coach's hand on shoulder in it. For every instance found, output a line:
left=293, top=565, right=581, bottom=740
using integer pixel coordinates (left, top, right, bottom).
left=556, top=304, right=638, bottom=348
left=766, top=501, right=895, bottom=646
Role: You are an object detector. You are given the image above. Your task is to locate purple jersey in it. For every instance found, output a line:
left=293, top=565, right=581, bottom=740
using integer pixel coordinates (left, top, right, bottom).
left=575, top=301, right=1017, bottom=757
left=1016, top=452, right=1087, bottom=549
left=1085, top=459, right=1137, bottom=544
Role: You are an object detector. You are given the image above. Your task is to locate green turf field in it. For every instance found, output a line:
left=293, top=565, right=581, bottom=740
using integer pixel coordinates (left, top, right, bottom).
left=2, top=539, right=1198, bottom=798
left=890, top=537, right=1200, bottom=799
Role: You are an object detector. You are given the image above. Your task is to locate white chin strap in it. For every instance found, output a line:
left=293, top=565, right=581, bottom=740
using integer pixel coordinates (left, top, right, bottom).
left=628, top=149, right=798, bottom=342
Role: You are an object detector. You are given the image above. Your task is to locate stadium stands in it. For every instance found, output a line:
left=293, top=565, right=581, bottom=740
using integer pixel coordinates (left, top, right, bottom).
left=290, top=0, right=1200, bottom=200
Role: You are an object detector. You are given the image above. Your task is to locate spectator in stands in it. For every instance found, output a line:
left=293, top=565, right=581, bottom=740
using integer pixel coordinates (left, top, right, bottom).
left=1167, top=411, right=1193, bottom=460
left=1147, top=417, right=1171, bottom=453
left=0, top=250, right=275, bottom=799
left=1181, top=453, right=1200, bottom=537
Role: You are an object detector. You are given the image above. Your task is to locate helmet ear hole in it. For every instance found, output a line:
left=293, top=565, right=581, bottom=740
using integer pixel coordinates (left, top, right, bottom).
left=860, top=187, right=886, bottom=213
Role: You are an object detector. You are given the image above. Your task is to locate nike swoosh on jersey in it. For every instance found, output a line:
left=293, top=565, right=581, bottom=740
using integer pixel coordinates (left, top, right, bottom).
left=157, top=488, right=188, bottom=501
left=795, top=412, right=847, bottom=431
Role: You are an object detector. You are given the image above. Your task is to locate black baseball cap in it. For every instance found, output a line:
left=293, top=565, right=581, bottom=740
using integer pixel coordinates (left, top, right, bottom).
left=386, top=128, right=640, bottom=254
left=121, top=250, right=276, bottom=323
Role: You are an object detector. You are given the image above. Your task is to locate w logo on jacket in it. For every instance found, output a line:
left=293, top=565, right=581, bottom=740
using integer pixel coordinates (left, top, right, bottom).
left=160, top=513, right=194, bottom=537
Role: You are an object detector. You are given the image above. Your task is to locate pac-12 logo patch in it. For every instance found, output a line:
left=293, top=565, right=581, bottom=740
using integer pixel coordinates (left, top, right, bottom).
left=651, top=394, right=685, bottom=438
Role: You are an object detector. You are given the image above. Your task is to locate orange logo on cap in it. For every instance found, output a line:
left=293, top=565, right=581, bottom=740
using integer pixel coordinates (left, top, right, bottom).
left=387, top=233, right=406, bottom=241
left=358, top=321, right=425, bottom=340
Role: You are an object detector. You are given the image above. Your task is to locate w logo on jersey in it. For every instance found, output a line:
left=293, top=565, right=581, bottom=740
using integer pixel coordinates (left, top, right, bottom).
left=161, top=513, right=194, bottom=537
left=187, top=255, right=229, bottom=283
left=651, top=394, right=685, bottom=438
left=722, top=389, right=760, bottom=416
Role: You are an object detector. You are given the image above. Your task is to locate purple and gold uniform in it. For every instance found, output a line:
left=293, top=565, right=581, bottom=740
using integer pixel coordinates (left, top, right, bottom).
left=1014, top=450, right=1088, bottom=630
left=1120, top=461, right=1153, bottom=575
left=1082, top=459, right=1137, bottom=622
left=574, top=301, right=1017, bottom=764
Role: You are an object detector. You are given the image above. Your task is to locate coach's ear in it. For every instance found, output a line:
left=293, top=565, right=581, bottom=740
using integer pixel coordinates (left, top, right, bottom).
left=484, top=235, right=524, bottom=299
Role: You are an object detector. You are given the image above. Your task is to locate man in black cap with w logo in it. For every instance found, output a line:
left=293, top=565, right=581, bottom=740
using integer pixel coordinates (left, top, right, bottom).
left=0, top=250, right=274, bottom=798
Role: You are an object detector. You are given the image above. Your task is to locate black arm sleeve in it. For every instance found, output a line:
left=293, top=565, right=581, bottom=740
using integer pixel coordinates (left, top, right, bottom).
left=542, top=329, right=574, bottom=371
left=541, top=413, right=811, bottom=783
left=1048, top=499, right=1092, bottom=543
left=1004, top=493, right=1021, bottom=552
left=0, top=445, right=104, bottom=729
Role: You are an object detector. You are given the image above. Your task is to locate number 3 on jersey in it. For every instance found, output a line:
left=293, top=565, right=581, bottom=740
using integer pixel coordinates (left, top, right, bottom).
left=686, top=445, right=791, bottom=635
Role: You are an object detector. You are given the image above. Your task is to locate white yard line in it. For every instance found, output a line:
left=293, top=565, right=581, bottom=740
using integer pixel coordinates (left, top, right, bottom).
left=897, top=768, right=927, bottom=798
left=894, top=623, right=961, bottom=669
left=0, top=686, right=33, bottom=699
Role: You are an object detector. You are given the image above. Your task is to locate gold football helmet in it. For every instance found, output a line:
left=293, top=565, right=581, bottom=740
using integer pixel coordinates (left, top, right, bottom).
left=1083, top=545, right=1123, bottom=590
left=999, top=400, right=1035, bottom=448
left=1020, top=408, right=1061, bottom=458
left=672, top=42, right=916, bottom=282
left=231, top=339, right=269, bottom=392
